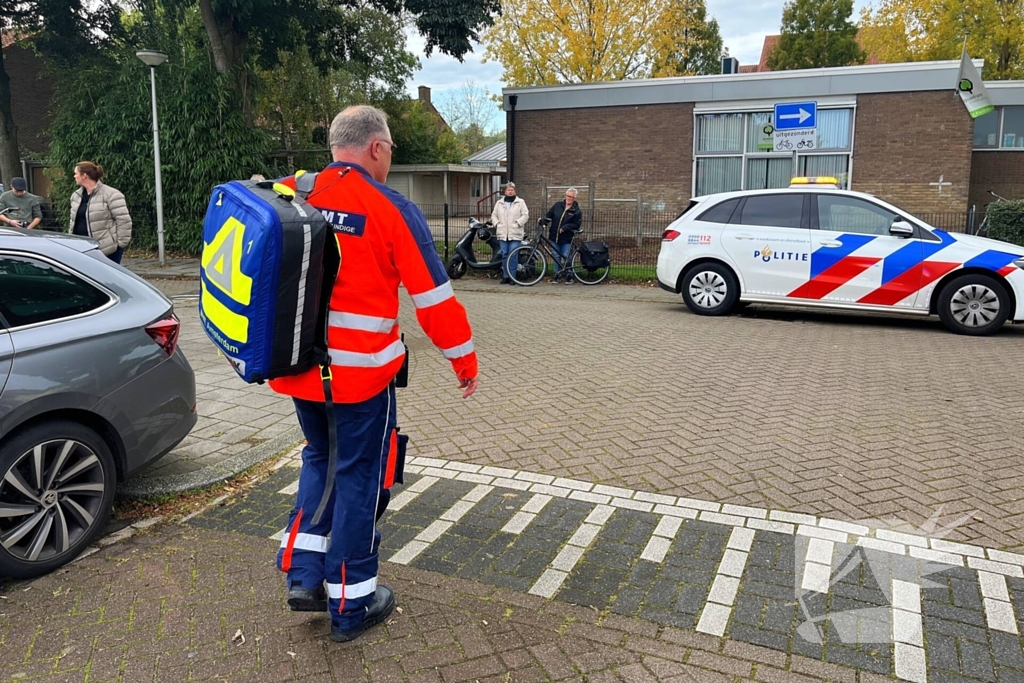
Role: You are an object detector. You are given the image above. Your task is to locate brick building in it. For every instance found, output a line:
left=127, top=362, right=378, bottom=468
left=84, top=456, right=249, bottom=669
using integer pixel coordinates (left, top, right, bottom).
left=2, top=33, right=55, bottom=197
left=502, top=60, right=1024, bottom=229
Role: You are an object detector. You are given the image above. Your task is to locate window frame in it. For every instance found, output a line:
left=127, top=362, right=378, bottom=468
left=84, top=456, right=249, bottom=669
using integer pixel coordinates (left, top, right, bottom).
left=0, top=250, right=117, bottom=332
left=972, top=106, right=1024, bottom=151
left=693, top=107, right=856, bottom=196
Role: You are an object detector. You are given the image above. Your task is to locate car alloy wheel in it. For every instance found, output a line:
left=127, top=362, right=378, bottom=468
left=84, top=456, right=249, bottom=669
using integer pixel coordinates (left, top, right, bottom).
left=689, top=271, right=728, bottom=309
left=0, top=438, right=107, bottom=563
left=949, top=284, right=1001, bottom=328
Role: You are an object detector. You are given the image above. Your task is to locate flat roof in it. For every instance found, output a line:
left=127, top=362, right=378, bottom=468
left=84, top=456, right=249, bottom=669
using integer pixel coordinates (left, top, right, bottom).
left=388, top=164, right=499, bottom=174
left=502, top=60, right=1024, bottom=111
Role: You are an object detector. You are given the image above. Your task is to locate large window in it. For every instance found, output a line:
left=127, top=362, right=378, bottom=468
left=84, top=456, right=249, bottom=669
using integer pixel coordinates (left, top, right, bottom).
left=973, top=107, right=1024, bottom=149
left=0, top=255, right=110, bottom=328
left=695, top=108, right=854, bottom=196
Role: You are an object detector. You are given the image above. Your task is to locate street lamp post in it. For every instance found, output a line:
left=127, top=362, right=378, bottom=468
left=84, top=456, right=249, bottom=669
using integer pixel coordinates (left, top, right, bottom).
left=136, top=50, right=168, bottom=266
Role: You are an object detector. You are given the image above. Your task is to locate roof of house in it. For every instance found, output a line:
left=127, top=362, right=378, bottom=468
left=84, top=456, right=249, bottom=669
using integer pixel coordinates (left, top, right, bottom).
left=743, top=33, right=881, bottom=73
left=464, top=141, right=506, bottom=165
left=2, top=33, right=16, bottom=49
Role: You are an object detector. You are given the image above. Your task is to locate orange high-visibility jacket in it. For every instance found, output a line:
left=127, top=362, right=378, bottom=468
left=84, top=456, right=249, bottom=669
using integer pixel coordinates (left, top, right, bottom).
left=268, top=163, right=478, bottom=403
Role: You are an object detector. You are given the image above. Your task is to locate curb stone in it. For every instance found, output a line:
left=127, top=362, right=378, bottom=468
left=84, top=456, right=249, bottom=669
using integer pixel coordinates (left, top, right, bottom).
left=116, top=426, right=304, bottom=499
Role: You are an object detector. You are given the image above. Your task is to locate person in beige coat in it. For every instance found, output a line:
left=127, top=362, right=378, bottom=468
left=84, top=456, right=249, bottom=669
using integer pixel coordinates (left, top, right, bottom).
left=69, top=161, right=133, bottom=263
left=490, top=182, right=529, bottom=284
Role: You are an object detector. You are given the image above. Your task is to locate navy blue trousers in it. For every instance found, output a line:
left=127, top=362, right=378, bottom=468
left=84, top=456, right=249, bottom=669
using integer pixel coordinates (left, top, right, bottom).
left=277, top=384, right=396, bottom=630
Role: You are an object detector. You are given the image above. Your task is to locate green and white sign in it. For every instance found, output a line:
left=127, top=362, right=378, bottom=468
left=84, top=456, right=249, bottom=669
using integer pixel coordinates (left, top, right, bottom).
left=956, top=48, right=995, bottom=119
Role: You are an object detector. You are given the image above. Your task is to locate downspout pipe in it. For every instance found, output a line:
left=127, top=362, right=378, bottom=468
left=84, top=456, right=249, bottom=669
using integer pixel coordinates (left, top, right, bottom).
left=508, top=95, right=518, bottom=182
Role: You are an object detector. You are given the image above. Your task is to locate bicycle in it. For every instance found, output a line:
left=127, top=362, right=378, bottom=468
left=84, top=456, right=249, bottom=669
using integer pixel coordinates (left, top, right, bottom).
left=976, top=190, right=1010, bottom=237
left=508, top=219, right=611, bottom=286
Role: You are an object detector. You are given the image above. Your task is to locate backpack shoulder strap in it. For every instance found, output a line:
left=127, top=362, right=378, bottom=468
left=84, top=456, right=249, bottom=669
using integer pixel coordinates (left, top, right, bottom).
left=294, top=170, right=319, bottom=200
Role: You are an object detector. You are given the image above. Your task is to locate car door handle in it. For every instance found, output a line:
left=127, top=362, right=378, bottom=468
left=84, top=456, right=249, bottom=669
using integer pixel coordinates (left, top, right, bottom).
left=820, top=240, right=843, bottom=247
left=734, top=234, right=756, bottom=240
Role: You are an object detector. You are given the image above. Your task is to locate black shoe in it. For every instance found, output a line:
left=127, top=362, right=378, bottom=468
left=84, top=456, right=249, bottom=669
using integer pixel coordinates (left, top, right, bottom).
left=288, top=585, right=327, bottom=612
left=330, top=585, right=396, bottom=642
left=500, top=277, right=510, bottom=285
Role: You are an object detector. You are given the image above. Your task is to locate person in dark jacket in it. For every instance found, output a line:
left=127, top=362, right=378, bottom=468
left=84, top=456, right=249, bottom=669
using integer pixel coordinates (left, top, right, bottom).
left=545, top=188, right=583, bottom=283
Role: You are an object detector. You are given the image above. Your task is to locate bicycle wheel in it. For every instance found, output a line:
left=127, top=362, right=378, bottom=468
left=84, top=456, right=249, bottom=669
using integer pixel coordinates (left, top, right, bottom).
left=569, top=249, right=610, bottom=285
left=509, top=245, right=546, bottom=286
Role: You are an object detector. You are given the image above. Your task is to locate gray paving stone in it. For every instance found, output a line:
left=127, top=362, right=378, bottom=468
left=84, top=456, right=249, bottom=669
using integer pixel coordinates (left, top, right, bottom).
left=990, top=631, right=1024, bottom=670
left=926, top=632, right=961, bottom=672
left=959, top=639, right=997, bottom=682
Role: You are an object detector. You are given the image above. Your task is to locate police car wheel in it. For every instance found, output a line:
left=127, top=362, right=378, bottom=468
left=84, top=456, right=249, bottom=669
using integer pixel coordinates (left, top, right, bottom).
left=0, top=421, right=116, bottom=578
left=937, top=274, right=1010, bottom=336
left=446, top=257, right=467, bottom=280
left=681, top=263, right=739, bottom=316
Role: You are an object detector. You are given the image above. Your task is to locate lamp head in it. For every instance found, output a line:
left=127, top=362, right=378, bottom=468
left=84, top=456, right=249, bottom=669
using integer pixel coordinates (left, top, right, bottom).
left=136, top=50, right=168, bottom=67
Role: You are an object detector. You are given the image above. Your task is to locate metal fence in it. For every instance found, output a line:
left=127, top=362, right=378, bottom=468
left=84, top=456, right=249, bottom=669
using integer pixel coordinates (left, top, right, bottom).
left=423, top=205, right=985, bottom=269
left=31, top=198, right=984, bottom=269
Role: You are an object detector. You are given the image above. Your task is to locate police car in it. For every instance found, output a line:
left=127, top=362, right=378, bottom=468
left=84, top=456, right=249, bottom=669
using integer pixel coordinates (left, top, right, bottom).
left=657, top=177, right=1024, bottom=335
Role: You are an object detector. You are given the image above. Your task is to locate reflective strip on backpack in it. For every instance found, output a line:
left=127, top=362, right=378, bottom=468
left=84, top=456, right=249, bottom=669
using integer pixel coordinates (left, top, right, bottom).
left=292, top=223, right=313, bottom=365
left=279, top=532, right=328, bottom=553
left=410, top=281, right=454, bottom=309
left=441, top=339, right=475, bottom=360
left=326, top=576, right=377, bottom=599
left=328, top=311, right=397, bottom=334
left=327, top=339, right=405, bottom=368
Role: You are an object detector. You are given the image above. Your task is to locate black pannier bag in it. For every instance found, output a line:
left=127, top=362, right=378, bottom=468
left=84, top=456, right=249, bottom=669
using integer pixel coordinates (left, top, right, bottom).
left=580, top=241, right=610, bottom=270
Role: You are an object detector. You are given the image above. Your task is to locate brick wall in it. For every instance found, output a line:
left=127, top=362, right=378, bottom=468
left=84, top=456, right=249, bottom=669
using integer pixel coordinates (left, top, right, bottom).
left=969, top=152, right=1024, bottom=212
left=4, top=44, right=54, bottom=156
left=851, top=92, right=973, bottom=214
left=508, top=103, right=694, bottom=215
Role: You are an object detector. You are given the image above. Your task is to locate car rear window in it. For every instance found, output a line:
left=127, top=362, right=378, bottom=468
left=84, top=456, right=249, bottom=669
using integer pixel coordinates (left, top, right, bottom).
left=697, top=198, right=741, bottom=224
left=0, top=254, right=110, bottom=328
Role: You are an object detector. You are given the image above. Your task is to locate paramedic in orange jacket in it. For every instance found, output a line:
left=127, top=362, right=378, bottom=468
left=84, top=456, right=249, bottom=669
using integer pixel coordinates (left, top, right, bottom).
left=270, top=105, right=479, bottom=643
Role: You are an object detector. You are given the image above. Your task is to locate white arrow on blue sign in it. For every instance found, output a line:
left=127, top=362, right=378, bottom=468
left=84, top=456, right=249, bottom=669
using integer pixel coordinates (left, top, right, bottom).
left=774, top=101, right=817, bottom=130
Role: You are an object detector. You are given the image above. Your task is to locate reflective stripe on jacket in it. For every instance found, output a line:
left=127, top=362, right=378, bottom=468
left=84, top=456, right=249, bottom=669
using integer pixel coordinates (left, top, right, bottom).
left=268, top=162, right=478, bottom=404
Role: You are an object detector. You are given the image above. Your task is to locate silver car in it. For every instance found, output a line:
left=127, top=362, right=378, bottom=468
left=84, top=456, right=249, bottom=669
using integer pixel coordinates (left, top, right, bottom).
left=0, top=228, right=196, bottom=578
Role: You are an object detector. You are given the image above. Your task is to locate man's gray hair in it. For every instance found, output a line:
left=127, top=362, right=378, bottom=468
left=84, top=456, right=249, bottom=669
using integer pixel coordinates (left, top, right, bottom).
left=566, top=187, right=578, bottom=197
left=328, top=105, right=390, bottom=151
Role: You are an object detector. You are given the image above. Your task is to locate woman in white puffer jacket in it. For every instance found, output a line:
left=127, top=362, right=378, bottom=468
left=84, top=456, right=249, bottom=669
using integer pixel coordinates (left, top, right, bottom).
left=490, top=182, right=529, bottom=284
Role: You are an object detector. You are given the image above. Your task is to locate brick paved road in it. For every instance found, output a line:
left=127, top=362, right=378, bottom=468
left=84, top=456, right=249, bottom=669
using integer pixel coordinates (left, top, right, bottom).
left=5, top=451, right=1024, bottom=682
left=392, top=288, right=1024, bottom=552
left=157, top=283, right=1024, bottom=550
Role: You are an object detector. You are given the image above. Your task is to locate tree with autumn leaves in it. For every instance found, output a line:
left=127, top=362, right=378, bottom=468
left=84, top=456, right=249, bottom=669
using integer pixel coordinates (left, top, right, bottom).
left=859, top=0, right=1023, bottom=80
left=482, top=0, right=723, bottom=86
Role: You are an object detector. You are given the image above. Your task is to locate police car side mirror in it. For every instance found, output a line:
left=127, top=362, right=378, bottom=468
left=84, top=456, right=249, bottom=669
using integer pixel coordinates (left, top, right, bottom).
left=889, top=221, right=914, bottom=238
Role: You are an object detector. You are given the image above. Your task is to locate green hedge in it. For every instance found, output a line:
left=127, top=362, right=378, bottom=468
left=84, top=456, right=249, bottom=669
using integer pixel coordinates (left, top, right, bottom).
left=987, top=200, right=1024, bottom=247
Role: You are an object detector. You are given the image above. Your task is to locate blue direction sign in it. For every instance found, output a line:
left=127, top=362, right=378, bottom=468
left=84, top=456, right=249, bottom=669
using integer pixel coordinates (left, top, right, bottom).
left=774, top=101, right=817, bottom=130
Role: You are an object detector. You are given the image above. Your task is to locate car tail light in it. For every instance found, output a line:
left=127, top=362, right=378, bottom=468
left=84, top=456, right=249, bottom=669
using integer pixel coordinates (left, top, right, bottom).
left=146, top=314, right=180, bottom=356
left=662, top=229, right=681, bottom=242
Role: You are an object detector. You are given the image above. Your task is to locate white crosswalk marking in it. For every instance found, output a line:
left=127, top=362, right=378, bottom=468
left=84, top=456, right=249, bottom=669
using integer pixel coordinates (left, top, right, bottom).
left=696, top=527, right=753, bottom=637
left=640, top=514, right=685, bottom=563
left=979, top=571, right=1020, bottom=634
left=500, top=493, right=552, bottom=535
left=892, top=580, right=927, bottom=683
left=528, top=505, right=615, bottom=599
left=387, top=484, right=492, bottom=566
left=278, top=479, right=299, bottom=496
left=389, top=476, right=439, bottom=512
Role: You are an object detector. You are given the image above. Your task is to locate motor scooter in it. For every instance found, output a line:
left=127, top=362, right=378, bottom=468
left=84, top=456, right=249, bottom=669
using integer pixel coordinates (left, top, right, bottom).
left=446, top=217, right=504, bottom=279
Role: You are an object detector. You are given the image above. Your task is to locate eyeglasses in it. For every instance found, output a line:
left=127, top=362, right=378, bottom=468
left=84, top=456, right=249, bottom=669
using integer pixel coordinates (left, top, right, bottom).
left=377, top=139, right=398, bottom=152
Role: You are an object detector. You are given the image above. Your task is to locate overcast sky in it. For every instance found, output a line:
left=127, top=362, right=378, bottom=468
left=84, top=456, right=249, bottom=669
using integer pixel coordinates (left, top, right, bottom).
left=404, top=0, right=876, bottom=129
